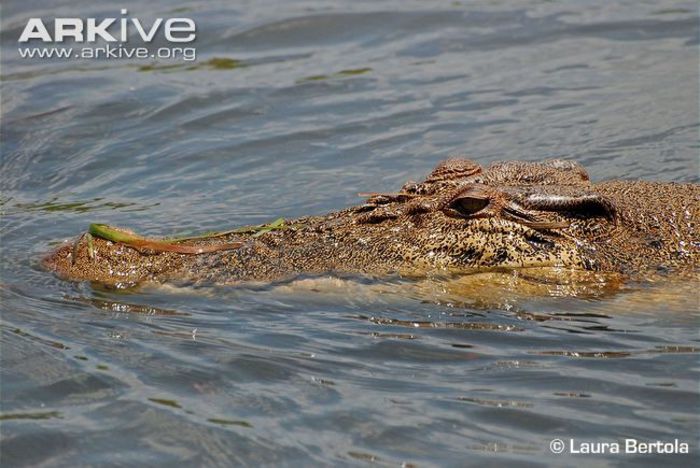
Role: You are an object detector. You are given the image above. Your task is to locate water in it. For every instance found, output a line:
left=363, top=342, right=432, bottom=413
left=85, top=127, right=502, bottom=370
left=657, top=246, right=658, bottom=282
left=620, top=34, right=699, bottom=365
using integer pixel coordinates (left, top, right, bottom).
left=1, top=0, right=699, bottom=465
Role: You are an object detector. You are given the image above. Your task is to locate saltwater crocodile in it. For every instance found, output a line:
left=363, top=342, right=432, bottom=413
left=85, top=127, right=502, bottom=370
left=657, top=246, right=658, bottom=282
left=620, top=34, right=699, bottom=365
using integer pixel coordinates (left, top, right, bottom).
left=43, top=159, right=699, bottom=287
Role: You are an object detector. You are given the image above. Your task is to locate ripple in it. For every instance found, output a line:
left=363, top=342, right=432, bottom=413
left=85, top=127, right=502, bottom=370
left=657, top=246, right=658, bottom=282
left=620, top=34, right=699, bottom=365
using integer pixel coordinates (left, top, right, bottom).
left=2, top=0, right=698, bottom=465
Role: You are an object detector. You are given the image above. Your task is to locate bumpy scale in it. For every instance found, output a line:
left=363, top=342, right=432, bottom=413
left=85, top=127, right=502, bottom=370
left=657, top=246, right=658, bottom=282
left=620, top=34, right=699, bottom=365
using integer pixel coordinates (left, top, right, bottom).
left=43, top=159, right=699, bottom=286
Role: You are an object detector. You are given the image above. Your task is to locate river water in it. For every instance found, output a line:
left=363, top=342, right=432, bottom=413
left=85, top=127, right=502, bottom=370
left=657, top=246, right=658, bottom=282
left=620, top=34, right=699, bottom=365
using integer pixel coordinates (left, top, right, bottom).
left=1, top=1, right=698, bottom=466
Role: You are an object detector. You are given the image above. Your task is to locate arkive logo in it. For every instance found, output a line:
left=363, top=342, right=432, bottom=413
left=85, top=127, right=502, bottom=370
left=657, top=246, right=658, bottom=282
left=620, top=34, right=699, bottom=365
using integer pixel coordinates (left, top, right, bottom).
left=18, top=9, right=196, bottom=43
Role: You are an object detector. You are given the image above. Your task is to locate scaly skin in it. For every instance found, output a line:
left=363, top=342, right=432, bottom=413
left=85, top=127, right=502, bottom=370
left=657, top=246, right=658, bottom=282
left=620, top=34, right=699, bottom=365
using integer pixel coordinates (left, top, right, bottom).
left=42, top=159, right=699, bottom=287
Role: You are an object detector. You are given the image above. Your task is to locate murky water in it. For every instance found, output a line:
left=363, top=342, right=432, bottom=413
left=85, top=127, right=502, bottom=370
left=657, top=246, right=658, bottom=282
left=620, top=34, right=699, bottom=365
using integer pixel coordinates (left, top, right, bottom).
left=1, top=1, right=699, bottom=466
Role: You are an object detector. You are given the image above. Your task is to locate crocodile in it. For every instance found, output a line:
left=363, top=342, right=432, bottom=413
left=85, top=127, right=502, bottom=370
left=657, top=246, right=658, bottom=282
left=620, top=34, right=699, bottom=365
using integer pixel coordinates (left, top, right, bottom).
left=42, top=159, right=699, bottom=287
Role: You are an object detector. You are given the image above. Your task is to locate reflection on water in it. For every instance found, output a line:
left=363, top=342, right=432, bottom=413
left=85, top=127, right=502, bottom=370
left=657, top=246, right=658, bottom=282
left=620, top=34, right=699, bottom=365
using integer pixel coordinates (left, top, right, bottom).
left=1, top=0, right=698, bottom=465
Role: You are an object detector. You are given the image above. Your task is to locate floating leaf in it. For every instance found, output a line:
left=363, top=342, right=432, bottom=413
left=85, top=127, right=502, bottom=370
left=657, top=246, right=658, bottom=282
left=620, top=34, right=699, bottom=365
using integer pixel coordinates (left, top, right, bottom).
left=0, top=411, right=62, bottom=421
left=337, top=68, right=372, bottom=76
left=88, top=224, right=242, bottom=255
left=207, top=418, right=253, bottom=428
left=86, top=232, right=95, bottom=260
left=139, top=57, right=246, bottom=73
left=148, top=398, right=182, bottom=409
left=168, top=217, right=295, bottom=241
left=298, top=67, right=372, bottom=83
left=84, top=217, right=298, bottom=256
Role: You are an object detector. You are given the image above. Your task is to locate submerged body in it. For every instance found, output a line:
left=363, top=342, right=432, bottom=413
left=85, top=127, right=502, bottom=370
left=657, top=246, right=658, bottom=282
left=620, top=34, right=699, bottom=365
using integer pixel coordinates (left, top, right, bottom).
left=43, top=159, right=699, bottom=287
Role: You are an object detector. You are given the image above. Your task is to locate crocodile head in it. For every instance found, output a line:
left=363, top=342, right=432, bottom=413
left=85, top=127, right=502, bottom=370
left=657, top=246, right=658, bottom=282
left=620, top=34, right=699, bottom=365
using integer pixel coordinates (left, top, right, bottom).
left=349, top=158, right=616, bottom=274
left=43, top=158, right=627, bottom=286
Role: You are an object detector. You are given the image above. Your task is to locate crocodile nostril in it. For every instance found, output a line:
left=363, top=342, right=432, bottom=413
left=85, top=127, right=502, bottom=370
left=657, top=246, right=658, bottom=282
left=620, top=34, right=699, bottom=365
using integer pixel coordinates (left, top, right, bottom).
left=524, top=233, right=555, bottom=250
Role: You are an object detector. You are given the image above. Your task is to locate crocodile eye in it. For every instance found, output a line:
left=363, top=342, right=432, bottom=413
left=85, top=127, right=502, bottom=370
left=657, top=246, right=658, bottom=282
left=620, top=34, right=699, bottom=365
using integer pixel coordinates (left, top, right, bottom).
left=447, top=195, right=490, bottom=217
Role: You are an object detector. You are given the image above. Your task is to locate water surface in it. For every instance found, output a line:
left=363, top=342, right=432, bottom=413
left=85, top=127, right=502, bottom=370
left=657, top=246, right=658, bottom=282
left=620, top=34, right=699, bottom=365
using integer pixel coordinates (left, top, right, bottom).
left=1, top=0, right=699, bottom=465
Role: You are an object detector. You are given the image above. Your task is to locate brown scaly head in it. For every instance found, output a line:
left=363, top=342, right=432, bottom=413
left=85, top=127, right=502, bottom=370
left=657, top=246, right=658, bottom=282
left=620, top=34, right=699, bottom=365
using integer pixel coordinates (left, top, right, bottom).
left=357, top=158, right=614, bottom=226
left=43, top=158, right=696, bottom=286
left=354, top=158, right=619, bottom=271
